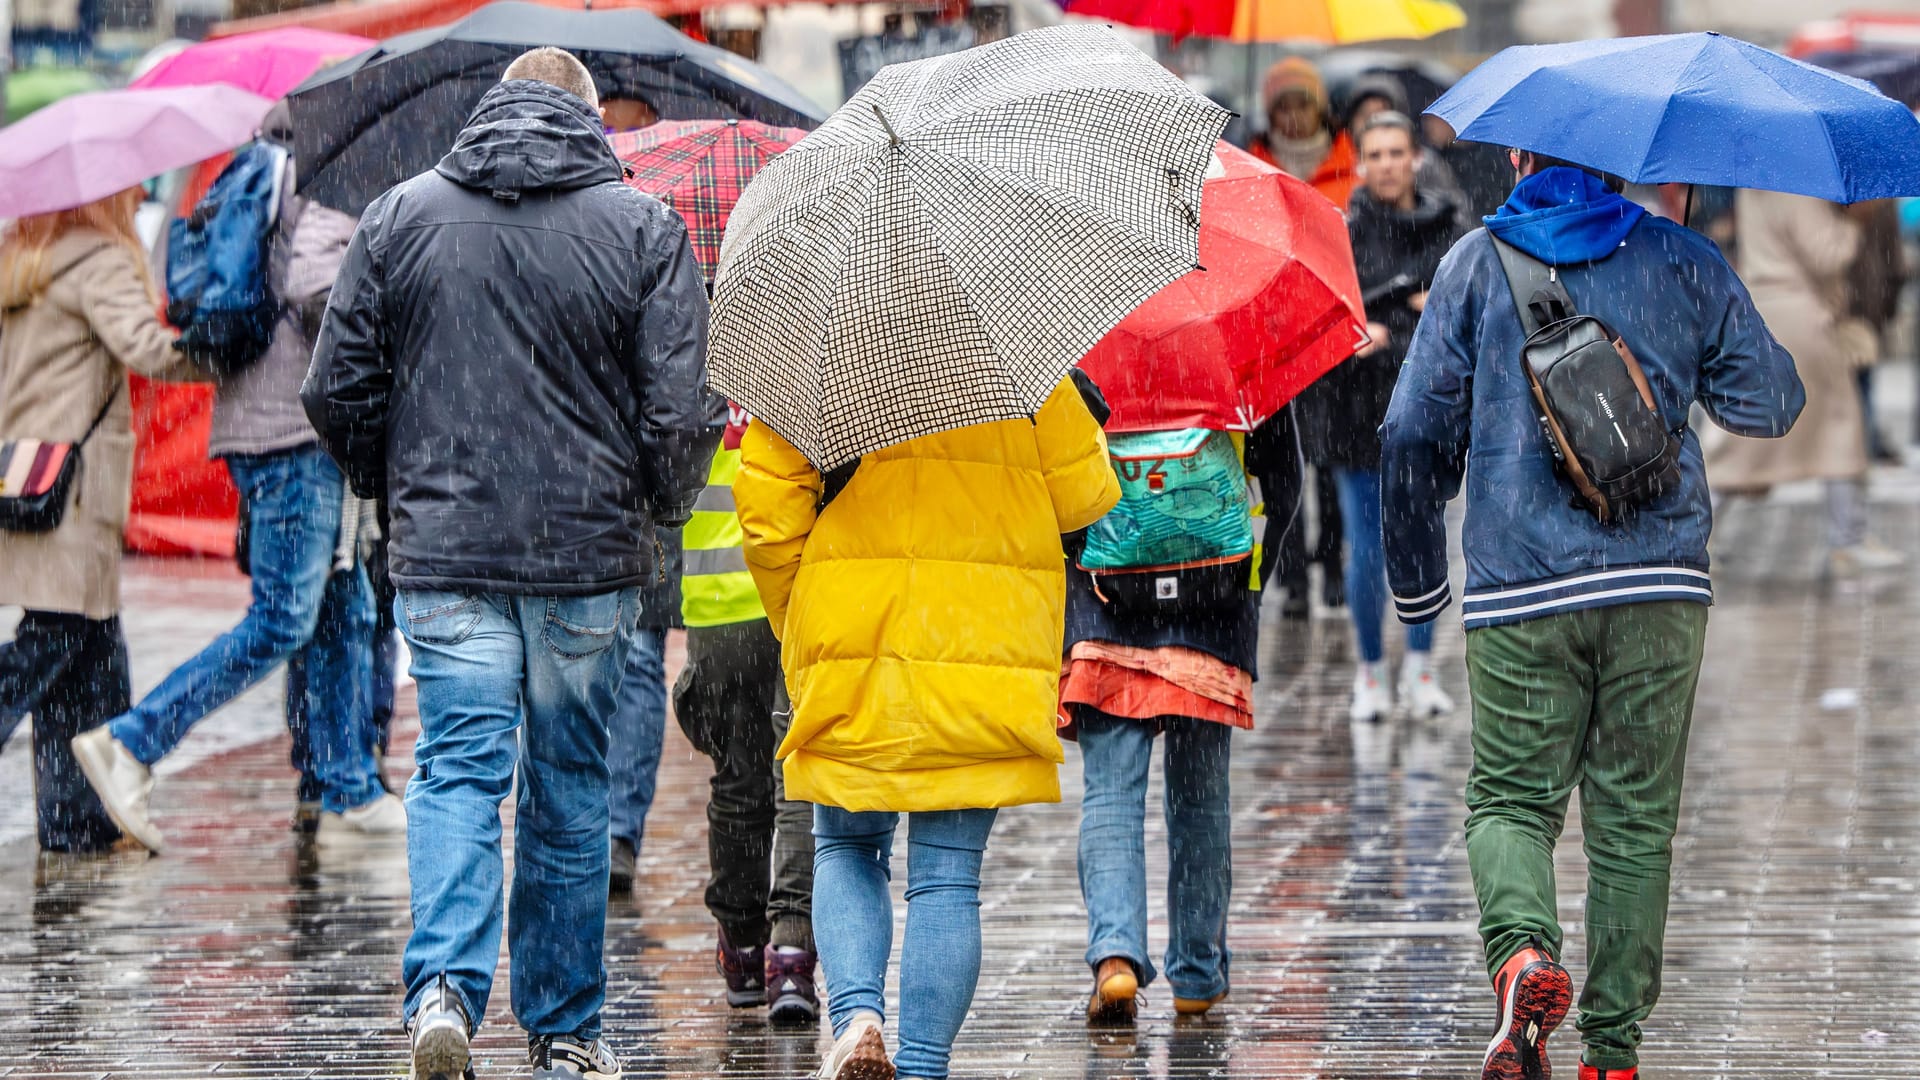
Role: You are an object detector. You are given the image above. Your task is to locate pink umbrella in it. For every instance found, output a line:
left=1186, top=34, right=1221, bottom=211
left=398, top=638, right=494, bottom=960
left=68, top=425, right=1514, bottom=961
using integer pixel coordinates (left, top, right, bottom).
left=132, top=28, right=375, bottom=99
left=0, top=85, right=274, bottom=218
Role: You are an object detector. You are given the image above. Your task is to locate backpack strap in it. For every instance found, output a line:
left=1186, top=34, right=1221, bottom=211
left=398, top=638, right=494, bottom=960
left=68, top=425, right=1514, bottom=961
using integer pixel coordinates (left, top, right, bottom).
left=1491, top=237, right=1575, bottom=334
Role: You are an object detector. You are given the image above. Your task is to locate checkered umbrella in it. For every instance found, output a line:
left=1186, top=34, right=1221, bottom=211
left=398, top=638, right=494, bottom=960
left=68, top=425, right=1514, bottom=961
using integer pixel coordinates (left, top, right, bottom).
left=611, top=119, right=811, bottom=284
left=708, top=24, right=1231, bottom=471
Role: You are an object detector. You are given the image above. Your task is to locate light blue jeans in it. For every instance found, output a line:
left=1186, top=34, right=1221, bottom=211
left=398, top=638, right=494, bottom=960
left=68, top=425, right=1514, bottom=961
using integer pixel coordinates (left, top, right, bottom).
left=109, top=446, right=382, bottom=813
left=396, top=587, right=636, bottom=1041
left=1077, top=711, right=1232, bottom=1001
left=1334, top=466, right=1435, bottom=663
left=607, top=626, right=667, bottom=853
left=813, top=805, right=998, bottom=1080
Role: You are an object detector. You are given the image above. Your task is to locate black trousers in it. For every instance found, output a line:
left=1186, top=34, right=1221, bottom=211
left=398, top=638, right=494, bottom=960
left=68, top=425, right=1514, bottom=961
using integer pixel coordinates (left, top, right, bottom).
left=672, top=618, right=814, bottom=952
left=0, top=611, right=130, bottom=852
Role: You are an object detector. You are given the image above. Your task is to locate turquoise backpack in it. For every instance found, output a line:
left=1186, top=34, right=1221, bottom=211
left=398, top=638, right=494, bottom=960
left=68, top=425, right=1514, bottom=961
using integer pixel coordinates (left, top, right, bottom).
left=1079, top=429, right=1254, bottom=612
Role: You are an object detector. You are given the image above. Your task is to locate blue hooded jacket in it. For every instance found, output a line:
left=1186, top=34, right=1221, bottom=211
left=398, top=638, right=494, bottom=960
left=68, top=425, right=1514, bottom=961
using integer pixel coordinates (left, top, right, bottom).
left=1379, top=168, right=1804, bottom=629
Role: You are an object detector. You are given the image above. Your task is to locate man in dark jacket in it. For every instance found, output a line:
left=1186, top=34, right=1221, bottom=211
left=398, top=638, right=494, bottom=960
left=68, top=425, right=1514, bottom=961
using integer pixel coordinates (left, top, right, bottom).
left=302, top=47, right=712, bottom=1080
left=1381, top=152, right=1803, bottom=1080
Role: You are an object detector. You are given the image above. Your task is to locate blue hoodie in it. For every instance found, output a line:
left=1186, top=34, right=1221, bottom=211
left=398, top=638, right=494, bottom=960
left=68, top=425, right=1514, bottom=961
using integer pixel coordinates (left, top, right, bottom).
left=1379, top=168, right=1804, bottom=629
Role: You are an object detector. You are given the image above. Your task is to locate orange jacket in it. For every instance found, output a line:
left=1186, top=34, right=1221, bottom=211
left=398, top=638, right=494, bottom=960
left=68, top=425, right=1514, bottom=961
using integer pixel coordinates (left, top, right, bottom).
left=1252, top=130, right=1358, bottom=211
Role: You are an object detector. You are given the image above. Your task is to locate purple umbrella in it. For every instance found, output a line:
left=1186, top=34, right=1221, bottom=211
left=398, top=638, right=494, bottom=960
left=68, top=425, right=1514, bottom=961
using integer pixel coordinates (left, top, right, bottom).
left=0, top=84, right=274, bottom=219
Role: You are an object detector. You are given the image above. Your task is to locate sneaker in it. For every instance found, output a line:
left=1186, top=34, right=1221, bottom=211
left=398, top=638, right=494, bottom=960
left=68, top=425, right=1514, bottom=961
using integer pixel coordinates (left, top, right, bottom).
left=1399, top=655, right=1456, bottom=719
left=529, top=1034, right=621, bottom=1079
left=1831, top=539, right=1907, bottom=575
left=766, top=946, right=820, bottom=1025
left=716, top=926, right=767, bottom=1007
left=815, top=1012, right=892, bottom=1080
left=1085, top=956, right=1138, bottom=1026
left=1579, top=1066, right=1636, bottom=1080
left=1172, top=988, right=1227, bottom=1016
left=408, top=977, right=472, bottom=1080
left=317, top=792, right=407, bottom=845
left=608, top=837, right=636, bottom=897
left=1349, top=662, right=1392, bottom=723
left=1483, top=945, right=1572, bottom=1080
left=71, top=727, right=164, bottom=853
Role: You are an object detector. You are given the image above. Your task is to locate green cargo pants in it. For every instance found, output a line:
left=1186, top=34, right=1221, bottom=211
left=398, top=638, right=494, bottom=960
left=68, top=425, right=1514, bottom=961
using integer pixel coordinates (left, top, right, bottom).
left=1464, top=599, right=1708, bottom=1072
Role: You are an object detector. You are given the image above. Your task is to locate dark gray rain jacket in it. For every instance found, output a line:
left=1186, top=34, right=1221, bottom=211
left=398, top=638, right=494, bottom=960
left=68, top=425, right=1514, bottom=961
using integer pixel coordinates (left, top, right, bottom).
left=303, top=80, right=715, bottom=596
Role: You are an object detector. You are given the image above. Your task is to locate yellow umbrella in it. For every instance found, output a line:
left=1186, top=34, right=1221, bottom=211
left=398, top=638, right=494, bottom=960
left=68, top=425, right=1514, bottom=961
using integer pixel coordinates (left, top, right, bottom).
left=1231, top=0, right=1465, bottom=43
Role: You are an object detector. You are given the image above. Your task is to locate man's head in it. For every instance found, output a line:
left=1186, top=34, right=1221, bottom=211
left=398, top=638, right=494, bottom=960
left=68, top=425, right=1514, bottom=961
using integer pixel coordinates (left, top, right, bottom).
left=1263, top=57, right=1329, bottom=142
left=501, top=47, right=599, bottom=111
left=1508, top=148, right=1626, bottom=193
left=1357, top=111, right=1420, bottom=209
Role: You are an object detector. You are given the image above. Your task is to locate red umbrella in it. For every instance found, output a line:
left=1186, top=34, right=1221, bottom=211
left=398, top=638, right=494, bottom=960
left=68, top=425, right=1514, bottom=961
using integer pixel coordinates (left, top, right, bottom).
left=1078, top=142, right=1367, bottom=433
left=610, top=118, right=810, bottom=284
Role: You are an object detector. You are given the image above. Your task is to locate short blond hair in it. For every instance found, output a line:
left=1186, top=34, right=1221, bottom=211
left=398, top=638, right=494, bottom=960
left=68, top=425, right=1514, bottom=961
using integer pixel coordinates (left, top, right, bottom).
left=502, top=47, right=599, bottom=110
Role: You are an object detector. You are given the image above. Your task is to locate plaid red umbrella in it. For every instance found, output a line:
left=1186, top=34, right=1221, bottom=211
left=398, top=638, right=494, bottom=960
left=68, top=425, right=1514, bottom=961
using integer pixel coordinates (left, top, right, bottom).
left=610, top=118, right=810, bottom=283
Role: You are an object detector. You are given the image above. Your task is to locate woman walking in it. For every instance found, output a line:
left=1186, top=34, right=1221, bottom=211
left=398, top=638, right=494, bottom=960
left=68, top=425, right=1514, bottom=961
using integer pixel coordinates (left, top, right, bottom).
left=735, top=376, right=1119, bottom=1080
left=0, top=186, right=185, bottom=852
left=1300, top=112, right=1463, bottom=721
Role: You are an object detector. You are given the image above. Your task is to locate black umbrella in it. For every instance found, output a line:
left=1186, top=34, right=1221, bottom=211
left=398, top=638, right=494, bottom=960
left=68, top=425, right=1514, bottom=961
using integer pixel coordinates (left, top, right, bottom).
left=286, top=0, right=827, bottom=215
left=1805, top=49, right=1920, bottom=108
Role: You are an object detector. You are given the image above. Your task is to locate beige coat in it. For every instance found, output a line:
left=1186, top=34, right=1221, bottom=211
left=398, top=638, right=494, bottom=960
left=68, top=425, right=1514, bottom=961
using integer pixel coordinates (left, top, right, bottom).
left=0, top=231, right=184, bottom=618
left=1703, top=189, right=1871, bottom=489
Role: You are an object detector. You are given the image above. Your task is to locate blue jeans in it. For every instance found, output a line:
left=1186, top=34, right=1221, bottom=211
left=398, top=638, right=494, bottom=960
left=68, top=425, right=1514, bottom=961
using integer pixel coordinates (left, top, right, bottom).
left=607, top=626, right=667, bottom=853
left=397, top=587, right=636, bottom=1040
left=1334, top=466, right=1435, bottom=664
left=1077, top=711, right=1232, bottom=1000
left=813, top=805, right=998, bottom=1080
left=109, top=446, right=382, bottom=814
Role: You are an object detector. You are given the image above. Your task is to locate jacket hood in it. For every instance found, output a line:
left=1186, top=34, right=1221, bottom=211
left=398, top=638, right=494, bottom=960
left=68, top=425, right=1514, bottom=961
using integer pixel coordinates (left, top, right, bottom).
left=0, top=230, right=113, bottom=311
left=1484, top=166, right=1645, bottom=265
left=1351, top=186, right=1457, bottom=235
left=436, top=80, right=621, bottom=201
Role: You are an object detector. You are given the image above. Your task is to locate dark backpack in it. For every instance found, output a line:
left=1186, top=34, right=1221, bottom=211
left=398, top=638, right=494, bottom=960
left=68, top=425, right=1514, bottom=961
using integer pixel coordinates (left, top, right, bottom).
left=166, top=141, right=288, bottom=375
left=1493, top=238, right=1681, bottom=523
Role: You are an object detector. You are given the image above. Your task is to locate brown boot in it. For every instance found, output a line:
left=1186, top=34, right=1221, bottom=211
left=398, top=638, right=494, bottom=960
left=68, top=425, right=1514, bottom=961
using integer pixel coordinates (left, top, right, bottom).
left=1086, top=956, right=1138, bottom=1026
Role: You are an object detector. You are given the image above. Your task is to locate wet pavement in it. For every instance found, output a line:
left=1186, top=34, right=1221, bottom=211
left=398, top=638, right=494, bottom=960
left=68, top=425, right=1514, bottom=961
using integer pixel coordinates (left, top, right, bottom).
left=3, top=472, right=1919, bottom=1079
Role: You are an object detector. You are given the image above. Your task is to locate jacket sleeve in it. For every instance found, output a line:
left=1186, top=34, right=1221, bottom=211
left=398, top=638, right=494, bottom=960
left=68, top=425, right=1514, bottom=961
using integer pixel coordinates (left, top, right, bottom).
left=734, top=421, right=821, bottom=639
left=1035, top=376, right=1120, bottom=533
left=1379, top=242, right=1475, bottom=624
left=632, top=208, right=714, bottom=527
left=1697, top=246, right=1806, bottom=439
left=74, top=246, right=183, bottom=378
left=301, top=203, right=391, bottom=501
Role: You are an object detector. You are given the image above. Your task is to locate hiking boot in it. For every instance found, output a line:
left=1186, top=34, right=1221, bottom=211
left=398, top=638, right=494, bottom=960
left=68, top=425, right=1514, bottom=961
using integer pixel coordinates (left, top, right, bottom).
left=1483, top=945, right=1572, bottom=1080
left=317, top=792, right=407, bottom=845
left=1579, top=1066, right=1636, bottom=1080
left=408, top=977, right=472, bottom=1080
left=1399, top=655, right=1455, bottom=719
left=815, top=1012, right=892, bottom=1080
left=71, top=727, right=164, bottom=853
left=529, top=1034, right=621, bottom=1079
left=716, top=926, right=767, bottom=1007
left=1173, top=988, right=1228, bottom=1016
left=1085, top=956, right=1138, bottom=1026
left=608, top=838, right=636, bottom=897
left=1349, top=662, right=1392, bottom=723
left=766, top=946, right=820, bottom=1025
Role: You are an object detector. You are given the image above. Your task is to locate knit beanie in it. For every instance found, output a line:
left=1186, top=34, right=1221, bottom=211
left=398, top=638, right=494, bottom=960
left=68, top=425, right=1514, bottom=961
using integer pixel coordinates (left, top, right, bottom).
left=1262, top=56, right=1326, bottom=116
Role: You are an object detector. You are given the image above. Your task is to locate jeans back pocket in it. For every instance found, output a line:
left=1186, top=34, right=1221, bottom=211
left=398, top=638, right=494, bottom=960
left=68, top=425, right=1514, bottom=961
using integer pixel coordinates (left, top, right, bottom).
left=400, top=589, right=482, bottom=646
left=543, top=592, right=626, bottom=659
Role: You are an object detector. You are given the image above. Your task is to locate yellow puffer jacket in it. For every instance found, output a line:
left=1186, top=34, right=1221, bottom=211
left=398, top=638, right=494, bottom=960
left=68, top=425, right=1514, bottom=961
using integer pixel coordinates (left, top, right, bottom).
left=736, top=378, right=1120, bottom=813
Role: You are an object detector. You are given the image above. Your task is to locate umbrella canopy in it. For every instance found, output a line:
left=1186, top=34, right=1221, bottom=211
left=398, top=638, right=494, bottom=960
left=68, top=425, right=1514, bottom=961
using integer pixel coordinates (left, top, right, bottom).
left=708, top=24, right=1230, bottom=471
left=0, top=85, right=274, bottom=219
left=1805, top=50, right=1920, bottom=108
left=611, top=118, right=809, bottom=284
left=1427, top=32, right=1920, bottom=203
left=1065, top=0, right=1465, bottom=44
left=1078, top=142, right=1366, bottom=433
left=285, top=0, right=827, bottom=216
left=130, top=28, right=375, bottom=99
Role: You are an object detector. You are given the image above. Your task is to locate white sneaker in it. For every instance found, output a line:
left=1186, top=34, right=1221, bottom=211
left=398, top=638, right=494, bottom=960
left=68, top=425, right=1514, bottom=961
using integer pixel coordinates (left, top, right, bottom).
left=530, top=1034, right=621, bottom=1079
left=1349, top=661, right=1393, bottom=723
left=1831, top=539, right=1907, bottom=575
left=408, top=977, right=470, bottom=1080
left=317, top=792, right=407, bottom=845
left=1399, top=655, right=1456, bottom=719
left=70, top=727, right=164, bottom=853
left=816, top=1011, right=891, bottom=1080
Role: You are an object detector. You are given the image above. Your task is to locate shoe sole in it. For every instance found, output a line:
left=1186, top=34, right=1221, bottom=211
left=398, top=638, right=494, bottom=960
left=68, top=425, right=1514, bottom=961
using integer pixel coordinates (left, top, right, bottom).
left=412, top=1023, right=471, bottom=1080
left=71, top=736, right=164, bottom=854
left=1482, top=959, right=1572, bottom=1080
left=725, top=987, right=769, bottom=1008
left=1086, top=970, right=1138, bottom=1026
left=768, top=991, right=819, bottom=1025
left=831, top=1027, right=893, bottom=1080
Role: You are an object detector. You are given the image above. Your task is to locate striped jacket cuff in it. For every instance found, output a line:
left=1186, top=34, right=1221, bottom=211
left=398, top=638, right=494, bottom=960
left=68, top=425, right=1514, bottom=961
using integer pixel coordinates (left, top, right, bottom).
left=1393, top=581, right=1452, bottom=624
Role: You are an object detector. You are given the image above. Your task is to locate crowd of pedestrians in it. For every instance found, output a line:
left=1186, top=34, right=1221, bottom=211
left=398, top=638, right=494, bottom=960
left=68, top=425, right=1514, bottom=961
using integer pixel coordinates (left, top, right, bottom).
left=0, top=31, right=1909, bottom=1080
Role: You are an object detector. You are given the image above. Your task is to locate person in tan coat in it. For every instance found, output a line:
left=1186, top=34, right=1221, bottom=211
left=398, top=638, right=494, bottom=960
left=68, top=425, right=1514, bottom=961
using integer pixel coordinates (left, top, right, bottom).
left=0, top=187, right=183, bottom=853
left=1704, top=189, right=1904, bottom=574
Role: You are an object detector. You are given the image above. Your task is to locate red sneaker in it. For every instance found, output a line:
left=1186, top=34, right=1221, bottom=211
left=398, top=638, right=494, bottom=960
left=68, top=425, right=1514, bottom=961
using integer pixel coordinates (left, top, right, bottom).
left=1483, top=946, right=1572, bottom=1080
left=1579, top=1067, right=1636, bottom=1080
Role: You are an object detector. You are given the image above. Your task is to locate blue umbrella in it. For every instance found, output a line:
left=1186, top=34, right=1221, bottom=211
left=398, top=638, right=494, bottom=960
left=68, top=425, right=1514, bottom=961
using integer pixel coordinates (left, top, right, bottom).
left=1426, top=31, right=1920, bottom=203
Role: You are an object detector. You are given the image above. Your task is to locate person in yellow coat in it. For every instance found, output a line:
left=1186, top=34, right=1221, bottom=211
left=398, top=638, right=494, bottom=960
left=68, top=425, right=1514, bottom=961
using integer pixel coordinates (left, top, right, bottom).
left=736, top=375, right=1120, bottom=1080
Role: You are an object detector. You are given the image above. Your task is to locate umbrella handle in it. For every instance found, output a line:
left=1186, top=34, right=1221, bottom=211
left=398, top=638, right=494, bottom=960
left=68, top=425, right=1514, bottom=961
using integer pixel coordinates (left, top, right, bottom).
left=872, top=105, right=902, bottom=148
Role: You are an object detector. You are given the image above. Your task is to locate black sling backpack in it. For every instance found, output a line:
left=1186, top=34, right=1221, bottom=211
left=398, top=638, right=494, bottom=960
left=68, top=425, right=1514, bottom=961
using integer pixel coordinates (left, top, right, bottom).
left=1492, top=238, right=1682, bottom=523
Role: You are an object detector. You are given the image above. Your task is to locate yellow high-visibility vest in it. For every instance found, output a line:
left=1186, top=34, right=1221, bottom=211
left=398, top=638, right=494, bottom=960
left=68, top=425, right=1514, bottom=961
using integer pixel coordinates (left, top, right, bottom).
left=680, top=448, right=767, bottom=628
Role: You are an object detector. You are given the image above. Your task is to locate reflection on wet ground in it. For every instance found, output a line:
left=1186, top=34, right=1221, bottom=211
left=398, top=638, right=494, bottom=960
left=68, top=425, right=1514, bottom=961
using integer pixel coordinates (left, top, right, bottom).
left=1, top=496, right=1916, bottom=1078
